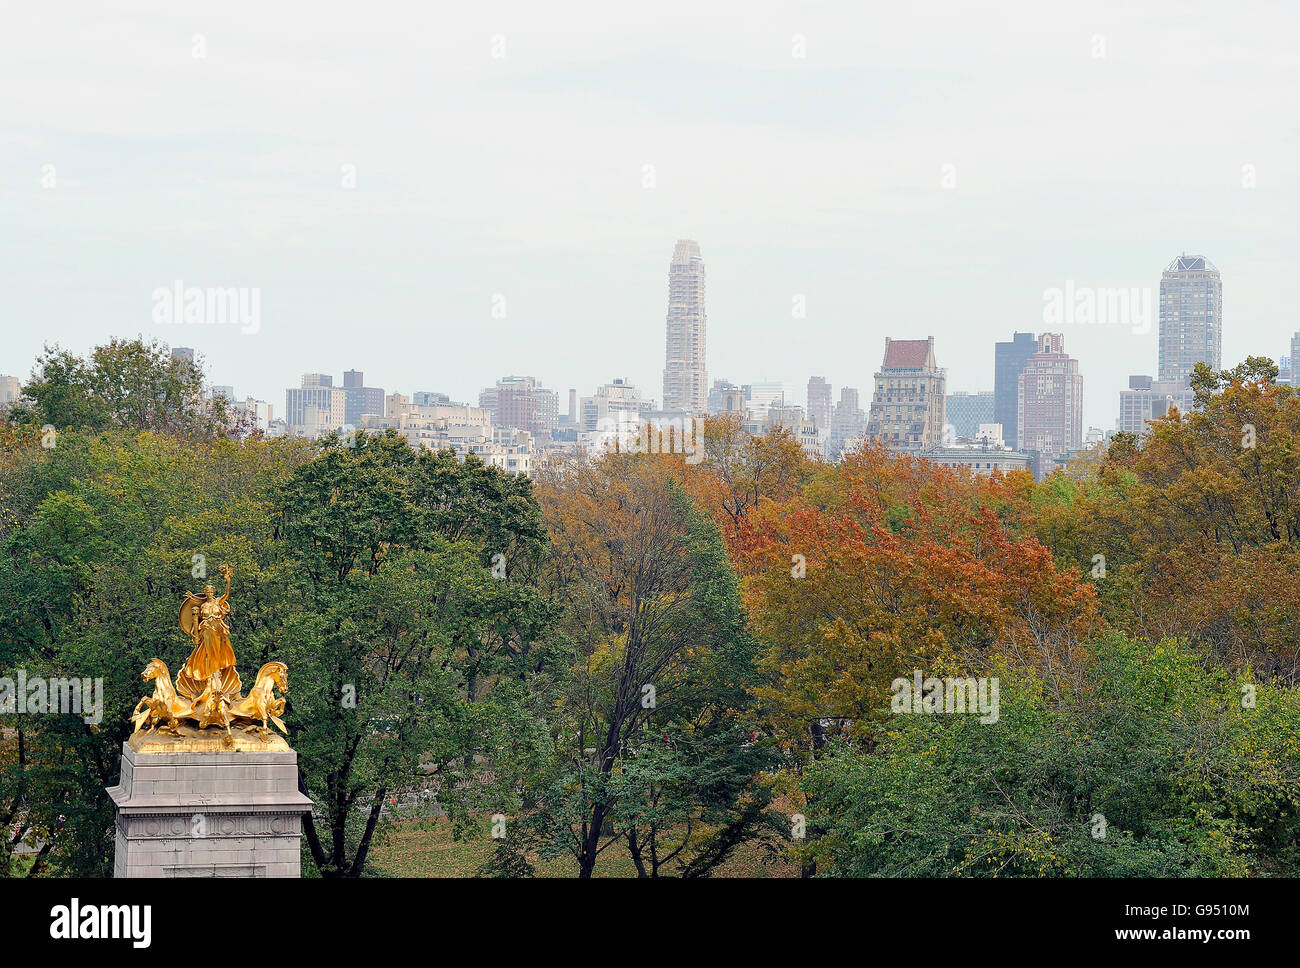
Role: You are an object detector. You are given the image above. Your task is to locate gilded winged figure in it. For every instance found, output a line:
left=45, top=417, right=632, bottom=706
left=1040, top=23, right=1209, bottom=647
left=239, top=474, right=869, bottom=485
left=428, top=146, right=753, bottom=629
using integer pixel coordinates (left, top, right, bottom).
left=130, top=564, right=289, bottom=744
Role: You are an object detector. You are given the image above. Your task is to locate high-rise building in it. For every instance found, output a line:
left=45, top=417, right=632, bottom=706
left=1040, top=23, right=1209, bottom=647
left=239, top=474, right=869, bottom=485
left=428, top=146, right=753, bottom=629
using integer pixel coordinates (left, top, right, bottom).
left=0, top=375, right=22, bottom=406
left=828, top=386, right=866, bottom=460
left=286, top=373, right=346, bottom=436
left=1017, top=333, right=1083, bottom=478
left=707, top=379, right=746, bottom=415
left=807, top=376, right=832, bottom=431
left=488, top=375, right=558, bottom=437
left=1158, top=255, right=1222, bottom=385
left=994, top=332, right=1037, bottom=450
left=744, top=381, right=792, bottom=424
left=342, top=370, right=385, bottom=426
left=478, top=386, right=499, bottom=422
left=946, top=391, right=995, bottom=438
left=579, top=379, right=656, bottom=431
left=1116, top=374, right=1194, bottom=436
left=662, top=240, right=708, bottom=413
left=866, top=337, right=947, bottom=452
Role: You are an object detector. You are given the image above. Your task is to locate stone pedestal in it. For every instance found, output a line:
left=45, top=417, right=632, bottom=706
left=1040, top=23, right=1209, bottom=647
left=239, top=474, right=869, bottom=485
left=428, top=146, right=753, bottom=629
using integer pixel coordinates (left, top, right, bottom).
left=107, top=728, right=313, bottom=878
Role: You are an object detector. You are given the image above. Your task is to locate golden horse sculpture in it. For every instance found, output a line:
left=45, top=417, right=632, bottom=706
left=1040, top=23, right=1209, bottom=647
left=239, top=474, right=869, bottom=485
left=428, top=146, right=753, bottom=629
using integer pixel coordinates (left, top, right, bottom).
left=130, top=564, right=289, bottom=745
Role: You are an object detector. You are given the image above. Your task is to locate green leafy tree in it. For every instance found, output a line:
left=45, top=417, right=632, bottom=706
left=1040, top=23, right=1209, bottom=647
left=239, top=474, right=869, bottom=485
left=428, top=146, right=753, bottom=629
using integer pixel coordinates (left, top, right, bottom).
left=273, top=432, right=556, bottom=876
left=8, top=337, right=231, bottom=437
left=804, top=634, right=1300, bottom=877
left=530, top=456, right=778, bottom=877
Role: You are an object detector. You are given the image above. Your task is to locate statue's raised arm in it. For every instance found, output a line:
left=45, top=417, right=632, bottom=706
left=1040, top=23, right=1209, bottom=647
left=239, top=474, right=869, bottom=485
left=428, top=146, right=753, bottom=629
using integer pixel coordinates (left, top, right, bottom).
left=218, top=563, right=233, bottom=607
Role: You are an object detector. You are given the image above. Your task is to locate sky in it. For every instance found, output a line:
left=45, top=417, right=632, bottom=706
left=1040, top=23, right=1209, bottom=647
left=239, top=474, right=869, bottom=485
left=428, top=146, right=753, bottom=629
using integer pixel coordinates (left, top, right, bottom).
left=2, top=0, right=1298, bottom=430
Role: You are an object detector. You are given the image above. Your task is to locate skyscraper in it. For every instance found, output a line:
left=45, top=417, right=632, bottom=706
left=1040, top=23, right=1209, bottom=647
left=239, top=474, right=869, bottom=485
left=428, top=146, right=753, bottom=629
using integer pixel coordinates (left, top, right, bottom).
left=662, top=240, right=708, bottom=413
left=1115, top=375, right=1193, bottom=436
left=946, top=391, right=995, bottom=438
left=286, top=373, right=346, bottom=435
left=489, top=375, right=559, bottom=437
left=828, top=386, right=866, bottom=460
left=994, top=332, right=1037, bottom=450
left=1017, top=333, right=1083, bottom=478
left=579, top=378, right=655, bottom=431
left=865, top=336, right=947, bottom=452
left=342, top=369, right=385, bottom=426
left=1158, top=255, right=1222, bottom=385
left=807, top=376, right=832, bottom=431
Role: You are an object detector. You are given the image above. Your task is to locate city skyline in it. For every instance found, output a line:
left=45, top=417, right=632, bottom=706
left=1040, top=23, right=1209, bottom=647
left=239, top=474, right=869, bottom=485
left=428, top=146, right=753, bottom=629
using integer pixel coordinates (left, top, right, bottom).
left=3, top=1, right=1296, bottom=433
left=3, top=245, right=1282, bottom=440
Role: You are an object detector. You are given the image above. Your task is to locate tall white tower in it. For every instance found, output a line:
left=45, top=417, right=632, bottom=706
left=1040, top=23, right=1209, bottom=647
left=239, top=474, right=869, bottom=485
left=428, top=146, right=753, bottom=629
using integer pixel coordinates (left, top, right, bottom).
left=662, top=240, right=708, bottom=413
left=1158, top=254, right=1222, bottom=385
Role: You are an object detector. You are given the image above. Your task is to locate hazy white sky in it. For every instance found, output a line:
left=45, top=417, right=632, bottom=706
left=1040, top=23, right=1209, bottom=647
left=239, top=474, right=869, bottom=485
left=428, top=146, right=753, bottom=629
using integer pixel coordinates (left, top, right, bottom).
left=2, top=0, right=1297, bottom=428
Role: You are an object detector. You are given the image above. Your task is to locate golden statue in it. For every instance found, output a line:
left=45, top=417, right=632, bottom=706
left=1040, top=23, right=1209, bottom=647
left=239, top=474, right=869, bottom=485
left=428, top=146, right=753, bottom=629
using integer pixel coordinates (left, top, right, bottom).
left=177, top=564, right=241, bottom=699
left=131, top=564, right=288, bottom=746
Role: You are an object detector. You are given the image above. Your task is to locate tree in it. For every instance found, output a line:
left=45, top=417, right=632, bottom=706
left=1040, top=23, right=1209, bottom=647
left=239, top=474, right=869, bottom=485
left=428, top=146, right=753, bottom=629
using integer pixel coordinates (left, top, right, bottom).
left=697, top=416, right=809, bottom=544
left=0, top=429, right=312, bottom=875
left=1064, top=358, right=1300, bottom=681
left=274, top=432, right=556, bottom=876
left=746, top=446, right=1100, bottom=756
left=0, top=422, right=555, bottom=877
left=803, top=634, right=1300, bottom=877
left=8, top=338, right=230, bottom=437
left=531, top=454, right=777, bottom=877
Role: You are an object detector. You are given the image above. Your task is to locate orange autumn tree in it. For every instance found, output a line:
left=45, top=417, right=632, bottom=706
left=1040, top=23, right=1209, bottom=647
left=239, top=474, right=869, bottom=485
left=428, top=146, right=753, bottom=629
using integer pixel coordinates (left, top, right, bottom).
left=744, top=445, right=1100, bottom=755
left=689, top=415, right=812, bottom=558
left=1092, top=358, right=1300, bottom=682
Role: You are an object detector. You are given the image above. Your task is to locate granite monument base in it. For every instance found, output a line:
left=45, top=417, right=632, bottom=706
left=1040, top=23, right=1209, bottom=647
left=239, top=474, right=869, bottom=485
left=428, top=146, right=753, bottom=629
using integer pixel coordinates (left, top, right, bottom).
left=106, top=727, right=313, bottom=878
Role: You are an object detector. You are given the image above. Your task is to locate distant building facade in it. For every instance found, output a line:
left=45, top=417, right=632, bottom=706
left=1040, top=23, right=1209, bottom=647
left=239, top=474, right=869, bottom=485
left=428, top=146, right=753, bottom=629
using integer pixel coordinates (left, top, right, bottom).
left=707, top=379, right=746, bottom=415
left=744, top=381, right=791, bottom=425
left=1116, top=375, right=1195, bottom=437
left=764, top=404, right=822, bottom=459
left=807, top=376, right=832, bottom=431
left=233, top=397, right=274, bottom=433
left=580, top=379, right=656, bottom=431
left=1017, top=333, right=1083, bottom=478
left=286, top=373, right=346, bottom=436
left=828, top=386, right=866, bottom=460
left=866, top=336, right=947, bottom=452
left=662, top=240, right=708, bottom=413
left=483, top=375, right=558, bottom=438
left=342, top=370, right=385, bottom=426
left=994, top=332, right=1037, bottom=452
left=946, top=391, right=995, bottom=439
left=1159, top=255, right=1222, bottom=385
left=922, top=441, right=1033, bottom=475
